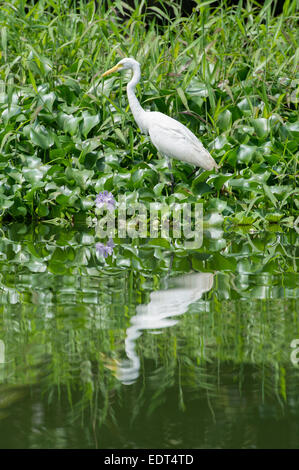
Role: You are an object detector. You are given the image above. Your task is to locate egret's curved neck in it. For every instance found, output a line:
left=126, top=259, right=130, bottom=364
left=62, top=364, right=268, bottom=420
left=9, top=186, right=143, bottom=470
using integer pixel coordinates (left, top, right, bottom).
left=127, top=64, right=148, bottom=134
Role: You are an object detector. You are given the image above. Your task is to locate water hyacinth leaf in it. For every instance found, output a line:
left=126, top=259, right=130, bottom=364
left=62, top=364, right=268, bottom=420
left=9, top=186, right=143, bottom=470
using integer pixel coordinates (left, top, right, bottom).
left=77, top=139, right=102, bottom=160
left=211, top=135, right=230, bottom=150
left=2, top=105, right=21, bottom=123
left=36, top=204, right=49, bottom=217
left=0, top=197, right=14, bottom=209
left=80, top=198, right=95, bottom=210
left=5, top=169, right=23, bottom=184
left=192, top=170, right=214, bottom=184
left=64, top=115, right=81, bottom=136
left=23, top=168, right=47, bottom=184
left=153, top=182, right=167, bottom=196
left=104, top=152, right=119, bottom=166
left=191, top=181, right=212, bottom=195
left=207, top=198, right=228, bottom=213
left=113, top=172, right=131, bottom=189
left=55, top=193, right=71, bottom=206
left=237, top=125, right=255, bottom=136
left=252, top=118, right=270, bottom=138
left=237, top=97, right=252, bottom=116
left=186, top=79, right=209, bottom=97
left=285, top=121, right=299, bottom=138
left=95, top=175, right=114, bottom=192
left=66, top=168, right=94, bottom=190
left=259, top=141, right=272, bottom=156
left=29, top=124, right=55, bottom=149
left=63, top=78, right=81, bottom=95
left=208, top=174, right=232, bottom=191
left=37, top=92, right=56, bottom=112
left=58, top=112, right=81, bottom=136
left=226, top=148, right=238, bottom=166
left=14, top=206, right=27, bottom=217
left=217, top=109, right=232, bottom=131
left=237, top=144, right=257, bottom=164
left=228, top=177, right=258, bottom=190
left=24, top=156, right=44, bottom=169
left=131, top=168, right=154, bottom=187
left=82, top=112, right=100, bottom=138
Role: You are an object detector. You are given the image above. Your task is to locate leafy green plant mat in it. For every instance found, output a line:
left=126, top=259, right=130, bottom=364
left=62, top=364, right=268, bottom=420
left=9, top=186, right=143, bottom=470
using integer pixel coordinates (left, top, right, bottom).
left=0, top=0, right=298, bottom=228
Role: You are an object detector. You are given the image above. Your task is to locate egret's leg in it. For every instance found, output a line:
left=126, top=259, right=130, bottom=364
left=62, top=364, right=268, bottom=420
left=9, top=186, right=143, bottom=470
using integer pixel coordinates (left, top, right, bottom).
left=166, top=157, right=175, bottom=193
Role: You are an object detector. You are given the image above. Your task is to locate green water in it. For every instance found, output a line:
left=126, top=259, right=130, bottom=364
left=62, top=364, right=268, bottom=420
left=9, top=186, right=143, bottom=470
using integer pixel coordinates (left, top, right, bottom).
left=0, top=223, right=298, bottom=449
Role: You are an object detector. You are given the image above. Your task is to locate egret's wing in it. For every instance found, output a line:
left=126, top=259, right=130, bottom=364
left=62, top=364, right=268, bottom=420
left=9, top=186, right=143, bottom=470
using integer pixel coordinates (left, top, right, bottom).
left=149, top=112, right=201, bottom=148
left=147, top=112, right=218, bottom=169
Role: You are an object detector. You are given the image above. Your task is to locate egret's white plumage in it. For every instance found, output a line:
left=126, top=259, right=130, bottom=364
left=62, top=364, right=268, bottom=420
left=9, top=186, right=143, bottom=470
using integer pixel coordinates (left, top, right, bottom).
left=102, top=58, right=218, bottom=171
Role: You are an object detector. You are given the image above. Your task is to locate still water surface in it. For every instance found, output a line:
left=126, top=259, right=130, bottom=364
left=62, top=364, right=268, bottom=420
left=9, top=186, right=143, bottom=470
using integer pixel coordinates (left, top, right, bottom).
left=0, top=223, right=298, bottom=448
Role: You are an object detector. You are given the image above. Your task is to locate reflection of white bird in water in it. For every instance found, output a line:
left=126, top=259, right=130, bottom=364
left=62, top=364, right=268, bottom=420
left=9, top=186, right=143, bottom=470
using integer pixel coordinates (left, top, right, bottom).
left=115, top=272, right=215, bottom=385
left=102, top=58, right=219, bottom=180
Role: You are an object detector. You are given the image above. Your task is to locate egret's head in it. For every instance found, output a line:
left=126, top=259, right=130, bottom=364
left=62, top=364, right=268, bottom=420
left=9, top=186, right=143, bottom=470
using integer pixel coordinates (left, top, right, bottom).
left=102, top=58, right=140, bottom=77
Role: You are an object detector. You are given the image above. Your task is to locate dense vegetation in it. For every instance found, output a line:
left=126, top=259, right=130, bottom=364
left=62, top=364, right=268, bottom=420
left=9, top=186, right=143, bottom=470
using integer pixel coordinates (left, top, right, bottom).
left=0, top=0, right=298, bottom=230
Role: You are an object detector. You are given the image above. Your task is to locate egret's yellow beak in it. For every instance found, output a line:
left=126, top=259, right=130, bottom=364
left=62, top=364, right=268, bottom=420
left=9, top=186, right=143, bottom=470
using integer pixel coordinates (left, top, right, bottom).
left=101, top=64, right=122, bottom=77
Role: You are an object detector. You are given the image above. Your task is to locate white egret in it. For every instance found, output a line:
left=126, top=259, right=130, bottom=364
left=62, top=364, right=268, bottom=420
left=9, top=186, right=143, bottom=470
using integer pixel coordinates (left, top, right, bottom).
left=102, top=58, right=219, bottom=179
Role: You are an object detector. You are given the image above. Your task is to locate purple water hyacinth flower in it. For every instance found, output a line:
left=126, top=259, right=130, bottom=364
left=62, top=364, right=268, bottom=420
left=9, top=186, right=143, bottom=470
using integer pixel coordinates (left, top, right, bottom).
left=95, top=191, right=116, bottom=212
left=96, top=238, right=115, bottom=258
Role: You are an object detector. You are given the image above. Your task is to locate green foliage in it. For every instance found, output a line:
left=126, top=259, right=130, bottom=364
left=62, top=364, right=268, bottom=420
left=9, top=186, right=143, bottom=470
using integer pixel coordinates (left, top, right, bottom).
left=0, top=0, right=298, bottom=228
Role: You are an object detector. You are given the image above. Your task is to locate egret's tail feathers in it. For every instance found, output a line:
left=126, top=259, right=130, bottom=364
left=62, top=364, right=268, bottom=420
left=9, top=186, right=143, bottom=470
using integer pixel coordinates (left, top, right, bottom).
left=204, top=153, right=219, bottom=171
